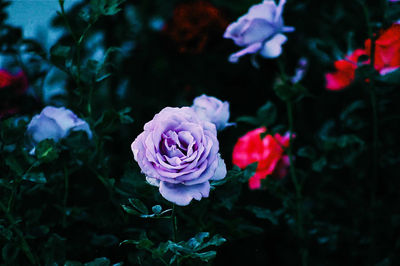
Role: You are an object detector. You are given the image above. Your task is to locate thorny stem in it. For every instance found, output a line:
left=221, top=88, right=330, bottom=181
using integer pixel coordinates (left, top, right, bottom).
left=171, top=204, right=179, bottom=266
left=367, top=27, right=379, bottom=266
left=62, top=164, right=69, bottom=228
left=286, top=101, right=308, bottom=266
left=58, top=0, right=95, bottom=116
left=8, top=162, right=38, bottom=212
left=358, top=0, right=379, bottom=263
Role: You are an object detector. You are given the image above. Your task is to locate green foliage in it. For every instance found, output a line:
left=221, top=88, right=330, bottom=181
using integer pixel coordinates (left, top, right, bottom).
left=122, top=232, right=226, bottom=265
left=90, top=0, right=125, bottom=20
left=35, top=139, right=60, bottom=163
left=122, top=198, right=172, bottom=218
left=237, top=101, right=277, bottom=127
left=273, top=80, right=309, bottom=102
left=245, top=206, right=284, bottom=225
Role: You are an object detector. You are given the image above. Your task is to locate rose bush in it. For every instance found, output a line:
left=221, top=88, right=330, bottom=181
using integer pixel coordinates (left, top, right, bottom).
left=232, top=127, right=291, bottom=189
left=223, top=0, right=294, bottom=62
left=131, top=106, right=227, bottom=206
left=26, top=106, right=92, bottom=150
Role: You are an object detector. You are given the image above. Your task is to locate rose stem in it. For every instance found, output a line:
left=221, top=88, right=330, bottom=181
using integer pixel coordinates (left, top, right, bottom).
left=358, top=1, right=379, bottom=263
left=286, top=100, right=308, bottom=266
left=0, top=201, right=38, bottom=265
left=171, top=204, right=179, bottom=265
left=368, top=14, right=379, bottom=266
left=62, top=164, right=69, bottom=228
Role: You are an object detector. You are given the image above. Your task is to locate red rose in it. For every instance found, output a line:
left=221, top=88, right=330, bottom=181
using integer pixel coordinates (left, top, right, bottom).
left=232, top=127, right=292, bottom=190
left=163, top=1, right=228, bottom=54
left=365, top=23, right=400, bottom=74
left=0, top=70, right=28, bottom=94
left=0, top=70, right=28, bottom=118
left=325, top=49, right=368, bottom=91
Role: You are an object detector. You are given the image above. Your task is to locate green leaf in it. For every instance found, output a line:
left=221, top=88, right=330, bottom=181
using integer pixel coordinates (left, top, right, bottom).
left=236, top=116, right=259, bottom=125
left=274, top=83, right=293, bottom=101
left=95, top=107, right=133, bottom=134
left=120, top=235, right=154, bottom=250
left=63, top=131, right=91, bottom=150
left=136, top=238, right=155, bottom=250
left=90, top=0, right=125, bottom=19
left=84, top=257, right=110, bottom=266
left=340, top=100, right=366, bottom=130
left=312, top=157, right=327, bottom=172
left=297, top=146, right=316, bottom=160
left=242, top=162, right=258, bottom=182
left=65, top=262, right=83, bottom=266
left=128, top=198, right=148, bottom=214
left=274, top=81, right=309, bottom=102
left=257, top=101, right=277, bottom=126
left=50, top=44, right=71, bottom=66
left=121, top=204, right=141, bottom=216
left=246, top=206, right=280, bottom=225
left=337, top=135, right=364, bottom=149
left=166, top=241, right=191, bottom=254
left=43, top=234, right=66, bottom=265
left=186, top=232, right=209, bottom=250
left=151, top=242, right=169, bottom=259
left=5, top=156, right=24, bottom=176
left=198, top=234, right=226, bottom=250
left=22, top=172, right=47, bottom=184
left=2, top=242, right=20, bottom=263
left=1, top=117, right=28, bottom=144
left=35, top=139, right=60, bottom=163
left=78, top=9, right=91, bottom=22
left=192, top=251, right=216, bottom=262
left=118, top=107, right=134, bottom=124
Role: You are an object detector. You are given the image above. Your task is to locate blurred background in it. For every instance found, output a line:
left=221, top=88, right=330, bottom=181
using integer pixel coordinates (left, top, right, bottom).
left=1, top=0, right=400, bottom=265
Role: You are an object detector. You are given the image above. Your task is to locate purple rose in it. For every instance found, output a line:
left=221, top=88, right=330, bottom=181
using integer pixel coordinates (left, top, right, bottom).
left=223, top=0, right=294, bottom=63
left=27, top=106, right=92, bottom=149
left=191, top=94, right=234, bottom=131
left=131, top=107, right=227, bottom=206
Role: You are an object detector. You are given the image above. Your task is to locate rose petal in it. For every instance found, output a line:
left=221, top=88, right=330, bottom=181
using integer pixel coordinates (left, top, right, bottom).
left=228, top=42, right=263, bottom=63
left=27, top=114, right=64, bottom=144
left=210, top=155, right=227, bottom=181
left=259, top=33, right=287, bottom=58
left=241, top=19, right=276, bottom=46
left=248, top=176, right=262, bottom=190
left=248, top=1, right=276, bottom=21
left=146, top=176, right=160, bottom=187
left=159, top=181, right=210, bottom=206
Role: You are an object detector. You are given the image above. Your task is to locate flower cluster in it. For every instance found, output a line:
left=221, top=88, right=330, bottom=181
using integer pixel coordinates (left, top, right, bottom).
left=326, top=23, right=400, bottom=90
left=223, top=0, right=294, bottom=63
left=163, top=0, right=228, bottom=54
left=131, top=95, right=229, bottom=206
left=232, top=127, right=291, bottom=189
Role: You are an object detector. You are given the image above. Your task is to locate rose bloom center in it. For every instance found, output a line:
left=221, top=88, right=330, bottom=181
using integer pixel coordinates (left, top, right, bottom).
left=159, top=130, right=198, bottom=166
